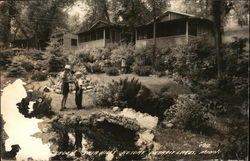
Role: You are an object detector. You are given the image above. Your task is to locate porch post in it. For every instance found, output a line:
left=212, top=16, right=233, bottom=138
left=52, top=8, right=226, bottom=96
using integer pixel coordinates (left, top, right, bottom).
left=186, top=19, right=189, bottom=43
left=103, top=28, right=106, bottom=47
left=135, top=29, right=137, bottom=45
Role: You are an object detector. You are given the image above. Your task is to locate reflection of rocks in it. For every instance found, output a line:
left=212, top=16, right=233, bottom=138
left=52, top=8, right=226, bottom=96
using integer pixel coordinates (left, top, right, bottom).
left=36, top=109, right=161, bottom=160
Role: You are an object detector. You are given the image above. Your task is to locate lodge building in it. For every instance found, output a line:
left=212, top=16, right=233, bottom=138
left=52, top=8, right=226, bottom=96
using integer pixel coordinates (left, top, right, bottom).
left=51, top=11, right=214, bottom=50
left=77, top=21, right=133, bottom=49
left=135, top=11, right=214, bottom=48
left=50, top=31, right=78, bottom=51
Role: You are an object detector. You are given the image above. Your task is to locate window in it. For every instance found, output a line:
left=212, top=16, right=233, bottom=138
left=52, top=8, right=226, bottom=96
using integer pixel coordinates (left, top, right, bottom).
left=79, top=34, right=85, bottom=43
left=156, top=21, right=186, bottom=37
left=71, top=39, right=77, bottom=46
left=189, top=21, right=197, bottom=36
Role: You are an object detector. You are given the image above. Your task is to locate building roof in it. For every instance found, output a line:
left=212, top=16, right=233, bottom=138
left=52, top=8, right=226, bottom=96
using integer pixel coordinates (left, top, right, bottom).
left=145, top=10, right=197, bottom=25
left=136, top=10, right=212, bottom=27
left=77, top=20, right=130, bottom=34
left=77, top=20, right=115, bottom=34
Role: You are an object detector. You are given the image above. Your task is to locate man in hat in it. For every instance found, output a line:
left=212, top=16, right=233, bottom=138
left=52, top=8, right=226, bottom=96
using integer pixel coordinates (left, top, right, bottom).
left=60, top=65, right=73, bottom=111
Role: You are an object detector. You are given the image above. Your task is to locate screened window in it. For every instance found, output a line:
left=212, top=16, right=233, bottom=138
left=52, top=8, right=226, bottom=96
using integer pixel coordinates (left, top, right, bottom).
left=156, top=21, right=186, bottom=37
left=71, top=39, right=77, bottom=46
left=189, top=21, right=197, bottom=36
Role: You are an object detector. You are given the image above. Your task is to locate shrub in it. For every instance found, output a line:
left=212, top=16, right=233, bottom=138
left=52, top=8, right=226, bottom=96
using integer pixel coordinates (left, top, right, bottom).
left=46, top=40, right=68, bottom=72
left=91, top=62, right=104, bottom=73
left=110, top=44, right=135, bottom=68
left=154, top=56, right=166, bottom=72
left=169, top=37, right=216, bottom=81
left=83, top=62, right=92, bottom=73
left=133, top=65, right=152, bottom=76
left=76, top=48, right=94, bottom=63
left=16, top=89, right=54, bottom=119
left=7, top=62, right=27, bottom=77
left=164, top=94, right=209, bottom=131
left=0, top=49, right=16, bottom=70
left=94, top=78, right=174, bottom=119
left=105, top=67, right=119, bottom=76
left=134, top=45, right=155, bottom=66
left=31, top=71, right=48, bottom=81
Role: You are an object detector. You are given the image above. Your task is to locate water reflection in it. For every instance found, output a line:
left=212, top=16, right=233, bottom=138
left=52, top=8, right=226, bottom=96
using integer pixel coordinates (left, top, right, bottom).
left=1, top=79, right=52, bottom=160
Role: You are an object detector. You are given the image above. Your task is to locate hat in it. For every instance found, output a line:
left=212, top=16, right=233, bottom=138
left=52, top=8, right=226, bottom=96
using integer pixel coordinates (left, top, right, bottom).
left=64, top=65, right=71, bottom=70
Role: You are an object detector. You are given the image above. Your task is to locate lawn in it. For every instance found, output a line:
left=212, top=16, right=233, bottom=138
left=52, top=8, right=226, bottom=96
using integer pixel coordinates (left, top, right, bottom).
left=21, top=73, right=191, bottom=112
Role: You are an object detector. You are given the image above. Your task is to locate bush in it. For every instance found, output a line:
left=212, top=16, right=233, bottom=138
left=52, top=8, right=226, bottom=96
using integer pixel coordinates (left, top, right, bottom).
left=16, top=89, right=54, bottom=118
left=48, top=55, right=67, bottom=72
left=134, top=45, right=155, bottom=66
left=7, top=62, right=27, bottom=77
left=105, top=67, right=119, bottom=76
left=94, top=78, right=174, bottom=119
left=110, top=44, right=135, bottom=68
left=76, top=49, right=94, bottom=63
left=91, top=62, right=104, bottom=73
left=168, top=37, right=216, bottom=81
left=164, top=94, right=209, bottom=131
left=0, top=49, right=16, bottom=70
left=46, top=40, right=68, bottom=72
left=31, top=71, right=48, bottom=81
left=133, top=65, right=152, bottom=76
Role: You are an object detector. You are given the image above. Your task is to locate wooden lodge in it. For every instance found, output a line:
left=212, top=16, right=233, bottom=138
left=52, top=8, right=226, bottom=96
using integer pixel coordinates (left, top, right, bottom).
left=135, top=11, right=214, bottom=48
left=50, top=32, right=78, bottom=51
left=77, top=21, right=133, bottom=49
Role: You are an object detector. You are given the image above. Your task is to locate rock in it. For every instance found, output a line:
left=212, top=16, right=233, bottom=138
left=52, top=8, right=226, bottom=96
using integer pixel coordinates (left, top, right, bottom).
left=162, top=121, right=174, bottom=128
left=112, top=106, right=120, bottom=113
left=43, top=87, right=50, bottom=92
left=86, top=85, right=94, bottom=90
left=27, top=89, right=33, bottom=93
left=55, top=89, right=61, bottom=94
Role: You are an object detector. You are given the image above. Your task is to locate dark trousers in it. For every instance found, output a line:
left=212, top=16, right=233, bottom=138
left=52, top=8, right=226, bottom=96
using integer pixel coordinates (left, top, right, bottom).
left=75, top=86, right=83, bottom=109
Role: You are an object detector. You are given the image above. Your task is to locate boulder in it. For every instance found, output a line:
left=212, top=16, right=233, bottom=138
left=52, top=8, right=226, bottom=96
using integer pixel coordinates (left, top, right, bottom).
left=162, top=121, right=174, bottom=128
left=112, top=106, right=120, bottom=113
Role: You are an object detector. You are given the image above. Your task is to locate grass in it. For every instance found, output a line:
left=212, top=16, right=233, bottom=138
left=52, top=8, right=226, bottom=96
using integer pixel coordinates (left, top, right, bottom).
left=87, top=73, right=190, bottom=94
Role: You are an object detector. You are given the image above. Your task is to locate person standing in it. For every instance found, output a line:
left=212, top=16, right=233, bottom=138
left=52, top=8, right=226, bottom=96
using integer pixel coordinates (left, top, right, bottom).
left=74, top=72, right=84, bottom=109
left=60, top=65, right=73, bottom=111
left=121, top=58, right=126, bottom=74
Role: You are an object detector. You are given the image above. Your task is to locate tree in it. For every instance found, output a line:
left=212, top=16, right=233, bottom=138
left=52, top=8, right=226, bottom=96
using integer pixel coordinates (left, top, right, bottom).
left=25, top=0, right=76, bottom=49
left=182, top=0, right=248, bottom=80
left=212, top=0, right=224, bottom=79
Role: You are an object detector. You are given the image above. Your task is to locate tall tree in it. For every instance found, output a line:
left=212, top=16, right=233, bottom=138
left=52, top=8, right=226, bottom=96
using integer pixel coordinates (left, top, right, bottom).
left=212, top=0, right=224, bottom=79
left=146, top=0, right=168, bottom=47
left=25, top=0, right=76, bottom=49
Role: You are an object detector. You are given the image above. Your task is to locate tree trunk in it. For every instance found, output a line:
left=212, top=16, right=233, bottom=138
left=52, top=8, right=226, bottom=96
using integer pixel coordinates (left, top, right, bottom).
left=212, top=0, right=223, bottom=79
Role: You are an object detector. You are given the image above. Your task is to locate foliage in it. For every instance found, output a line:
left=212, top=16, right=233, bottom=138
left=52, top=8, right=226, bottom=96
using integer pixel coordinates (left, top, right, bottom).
left=0, top=49, right=17, bottom=70
left=76, top=48, right=94, bottom=63
left=170, top=38, right=216, bottom=81
left=164, top=94, right=209, bottom=131
left=133, top=65, right=152, bottom=76
left=94, top=78, right=174, bottom=119
left=110, top=44, right=135, bottom=68
left=7, top=62, right=27, bottom=78
left=219, top=117, right=248, bottom=160
left=223, top=39, right=248, bottom=78
left=105, top=67, right=119, bottom=76
left=46, top=40, right=68, bottom=72
left=16, top=89, right=54, bottom=119
left=31, top=71, right=48, bottom=81
left=91, top=62, right=105, bottom=73
left=134, top=45, right=155, bottom=66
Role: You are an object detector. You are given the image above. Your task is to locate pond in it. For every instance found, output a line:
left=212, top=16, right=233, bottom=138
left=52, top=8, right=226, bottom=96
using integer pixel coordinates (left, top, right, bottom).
left=1, top=79, right=52, bottom=160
